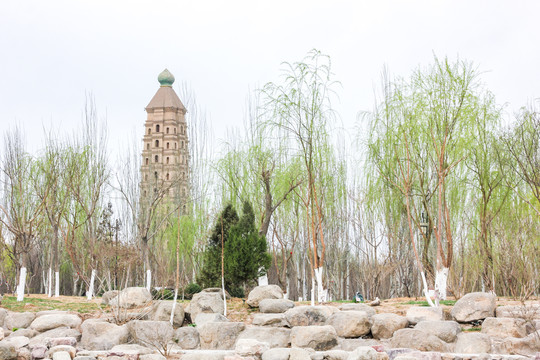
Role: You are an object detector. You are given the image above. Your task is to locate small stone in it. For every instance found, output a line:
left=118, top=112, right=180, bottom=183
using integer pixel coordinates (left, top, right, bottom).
left=48, top=345, right=76, bottom=359
left=16, top=348, right=31, bottom=360
left=31, top=346, right=47, bottom=360
left=52, top=352, right=72, bottom=360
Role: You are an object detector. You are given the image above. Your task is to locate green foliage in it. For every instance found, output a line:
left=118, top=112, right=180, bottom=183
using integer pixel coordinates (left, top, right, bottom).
left=198, top=202, right=271, bottom=294
left=152, top=288, right=175, bottom=300
left=183, top=283, right=202, bottom=299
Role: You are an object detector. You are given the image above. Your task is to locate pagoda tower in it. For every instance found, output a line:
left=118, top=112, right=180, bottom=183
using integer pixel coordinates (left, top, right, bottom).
left=140, top=69, right=189, bottom=206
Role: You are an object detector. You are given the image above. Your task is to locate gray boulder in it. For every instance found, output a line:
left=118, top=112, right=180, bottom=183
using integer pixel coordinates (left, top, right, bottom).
left=252, top=313, right=289, bottom=327
left=110, top=344, right=155, bottom=355
left=496, top=304, right=540, bottom=320
left=180, top=350, right=235, bottom=360
left=150, top=301, right=184, bottom=327
left=47, top=345, right=76, bottom=359
left=109, top=287, right=152, bottom=309
left=186, top=291, right=224, bottom=321
left=0, top=342, right=16, bottom=360
left=289, top=347, right=312, bottom=360
left=80, top=319, right=129, bottom=350
left=261, top=348, right=290, bottom=360
left=7, top=329, right=37, bottom=339
left=101, top=290, right=120, bottom=305
left=237, top=327, right=291, bottom=348
left=454, top=332, right=492, bottom=353
left=339, top=338, right=382, bottom=352
left=4, top=312, right=35, bottom=330
left=339, top=303, right=376, bottom=318
left=313, top=350, right=349, bottom=360
left=0, top=309, right=7, bottom=329
left=28, top=327, right=81, bottom=348
left=405, top=306, right=443, bottom=325
left=347, top=346, right=378, bottom=360
left=389, top=329, right=448, bottom=352
left=326, top=311, right=371, bottom=338
left=414, top=320, right=461, bottom=343
left=198, top=321, right=245, bottom=350
left=128, top=320, right=173, bottom=349
left=51, top=351, right=71, bottom=360
left=235, top=338, right=270, bottom=357
left=140, top=354, right=165, bottom=360
left=494, top=330, right=540, bottom=356
left=0, top=336, right=29, bottom=350
left=290, top=325, right=338, bottom=351
left=174, top=326, right=200, bottom=350
left=246, top=285, right=283, bottom=308
left=16, top=347, right=31, bottom=360
left=194, top=313, right=228, bottom=327
left=259, top=299, right=295, bottom=313
left=30, top=346, right=47, bottom=360
left=451, top=292, right=496, bottom=323
left=371, top=313, right=408, bottom=340
left=30, top=314, right=81, bottom=332
left=481, top=317, right=527, bottom=338
left=284, top=306, right=335, bottom=327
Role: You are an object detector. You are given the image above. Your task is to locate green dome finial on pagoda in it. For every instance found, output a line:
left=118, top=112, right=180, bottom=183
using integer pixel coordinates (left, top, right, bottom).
left=158, top=69, right=175, bottom=87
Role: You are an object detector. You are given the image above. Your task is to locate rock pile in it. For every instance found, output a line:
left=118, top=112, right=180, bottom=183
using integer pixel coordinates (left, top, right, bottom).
left=0, top=288, right=539, bottom=360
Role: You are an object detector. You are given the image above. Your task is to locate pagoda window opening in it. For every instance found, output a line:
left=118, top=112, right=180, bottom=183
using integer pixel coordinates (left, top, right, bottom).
left=148, top=128, right=151, bottom=134
left=166, top=157, right=170, bottom=164
left=147, top=143, right=150, bottom=150
left=174, top=127, right=177, bottom=134
left=175, top=142, right=177, bottom=149
left=145, top=158, right=149, bottom=165
left=155, top=140, right=159, bottom=147
left=154, top=171, right=158, bottom=179
left=167, top=142, right=170, bottom=149
left=166, top=173, right=169, bottom=180
left=166, top=127, right=169, bottom=134
left=156, top=124, right=160, bottom=132
left=154, top=155, right=158, bottom=163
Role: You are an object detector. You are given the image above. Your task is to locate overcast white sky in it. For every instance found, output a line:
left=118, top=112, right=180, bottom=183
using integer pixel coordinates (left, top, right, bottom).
left=1, top=0, right=539, bottom=157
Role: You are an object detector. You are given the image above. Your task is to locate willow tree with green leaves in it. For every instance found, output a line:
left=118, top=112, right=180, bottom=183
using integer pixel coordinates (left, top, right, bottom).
left=260, top=49, right=339, bottom=303
left=366, top=57, right=498, bottom=302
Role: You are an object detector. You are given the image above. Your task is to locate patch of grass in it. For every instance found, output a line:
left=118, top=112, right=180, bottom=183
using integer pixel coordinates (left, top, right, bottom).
left=400, top=300, right=456, bottom=306
left=463, top=327, right=482, bottom=332
left=1, top=296, right=104, bottom=314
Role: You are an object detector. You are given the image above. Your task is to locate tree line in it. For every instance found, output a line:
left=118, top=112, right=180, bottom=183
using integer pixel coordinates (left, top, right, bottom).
left=0, top=51, right=538, bottom=303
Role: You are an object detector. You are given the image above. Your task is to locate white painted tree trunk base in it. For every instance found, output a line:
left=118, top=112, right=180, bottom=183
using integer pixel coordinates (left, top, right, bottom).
left=315, top=267, right=327, bottom=303
left=55, top=271, right=60, bottom=297
left=258, top=274, right=268, bottom=286
left=420, top=271, right=436, bottom=307
left=435, top=267, right=449, bottom=301
left=87, top=269, right=96, bottom=300
left=221, top=276, right=227, bottom=317
left=47, top=268, right=52, bottom=297
left=17, top=267, right=27, bottom=302
left=170, top=288, right=179, bottom=325
left=146, top=270, right=152, bottom=292
left=310, top=278, right=315, bottom=306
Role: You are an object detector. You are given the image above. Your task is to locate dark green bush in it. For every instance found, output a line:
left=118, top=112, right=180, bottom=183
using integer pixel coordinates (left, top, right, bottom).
left=184, top=283, right=202, bottom=299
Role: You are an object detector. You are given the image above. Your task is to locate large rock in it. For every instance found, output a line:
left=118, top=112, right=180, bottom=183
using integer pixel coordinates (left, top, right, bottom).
left=481, top=317, right=527, bottom=338
left=194, top=313, right=228, bottom=327
left=371, top=313, right=408, bottom=340
left=109, top=287, right=152, bottom=309
left=80, top=319, right=129, bottom=350
left=347, top=346, right=378, bottom=360
left=180, top=350, right=235, bottom=360
left=326, top=311, right=371, bottom=338
left=496, top=304, right=540, bottom=320
left=150, top=301, right=185, bottom=327
left=101, top=290, right=120, bottom=305
left=289, top=347, right=312, bottom=360
left=0, top=336, right=29, bottom=350
left=414, top=320, right=461, bottom=343
left=261, top=348, right=290, bottom=360
left=405, top=307, right=443, bottom=325
left=246, top=285, right=283, bottom=308
left=7, top=329, right=36, bottom=339
left=0, top=330, right=3, bottom=341
left=494, top=330, right=540, bottom=356
left=0, top=342, right=16, bottom=360
left=237, top=327, right=291, bottom=348
left=174, top=327, right=200, bottom=350
left=186, top=291, right=224, bottom=321
left=110, top=344, right=155, bottom=355
left=0, top=309, right=7, bottom=329
left=128, top=320, right=173, bottom=349
left=198, top=322, right=245, bottom=350
left=451, top=292, right=496, bottom=323
left=339, top=304, right=376, bottom=318
left=235, top=338, right=270, bottom=357
left=252, top=313, right=289, bottom=327
left=290, top=325, right=338, bottom=351
left=454, top=332, right=491, bottom=353
left=259, top=299, right=294, bottom=313
left=28, top=327, right=81, bottom=348
left=30, top=314, right=81, bottom=332
left=51, top=352, right=71, bottom=360
left=4, top=312, right=35, bottom=330
left=16, top=347, right=31, bottom=360
left=47, top=345, right=76, bottom=359
left=339, top=339, right=382, bottom=352
left=389, top=329, right=448, bottom=352
left=313, top=350, right=349, bottom=360
left=284, top=306, right=335, bottom=327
